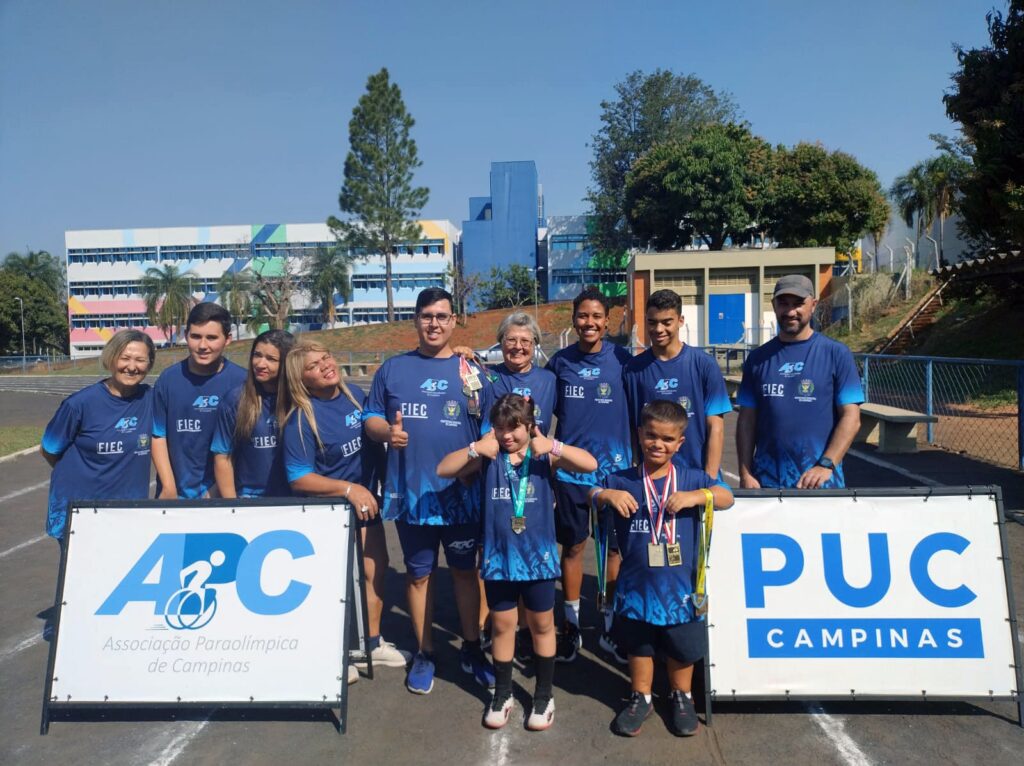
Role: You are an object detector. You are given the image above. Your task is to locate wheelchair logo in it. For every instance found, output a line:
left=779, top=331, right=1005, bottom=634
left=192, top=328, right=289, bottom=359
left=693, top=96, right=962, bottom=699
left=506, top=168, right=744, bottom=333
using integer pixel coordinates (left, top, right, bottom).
left=163, top=550, right=226, bottom=630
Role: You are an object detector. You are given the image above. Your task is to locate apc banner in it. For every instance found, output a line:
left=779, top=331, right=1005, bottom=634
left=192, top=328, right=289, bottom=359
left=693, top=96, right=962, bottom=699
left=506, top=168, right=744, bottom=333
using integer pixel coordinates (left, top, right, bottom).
left=708, top=488, right=1022, bottom=701
left=45, top=501, right=350, bottom=705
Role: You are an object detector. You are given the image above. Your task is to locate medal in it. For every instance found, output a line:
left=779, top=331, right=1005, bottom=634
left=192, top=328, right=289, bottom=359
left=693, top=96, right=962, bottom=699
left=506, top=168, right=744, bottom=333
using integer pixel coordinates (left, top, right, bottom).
left=467, top=394, right=480, bottom=416
left=666, top=542, right=682, bottom=567
left=505, top=447, right=531, bottom=537
left=511, top=516, right=526, bottom=534
left=648, top=543, right=666, bottom=567
left=464, top=373, right=482, bottom=391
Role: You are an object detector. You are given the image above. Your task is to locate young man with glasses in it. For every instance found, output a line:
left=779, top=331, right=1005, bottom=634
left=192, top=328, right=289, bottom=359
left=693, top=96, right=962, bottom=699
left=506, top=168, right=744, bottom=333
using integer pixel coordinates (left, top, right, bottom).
left=364, top=288, right=495, bottom=695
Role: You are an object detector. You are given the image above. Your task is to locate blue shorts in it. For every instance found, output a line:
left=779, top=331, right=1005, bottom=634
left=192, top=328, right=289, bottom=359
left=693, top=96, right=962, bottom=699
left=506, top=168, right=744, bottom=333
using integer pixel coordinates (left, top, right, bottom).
left=615, top=617, right=706, bottom=665
left=484, top=579, right=556, bottom=613
left=395, top=519, right=478, bottom=579
left=554, top=480, right=618, bottom=550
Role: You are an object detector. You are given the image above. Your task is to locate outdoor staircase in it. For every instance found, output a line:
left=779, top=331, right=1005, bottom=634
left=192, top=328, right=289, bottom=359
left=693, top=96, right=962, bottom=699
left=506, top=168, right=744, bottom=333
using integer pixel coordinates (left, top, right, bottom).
left=872, top=280, right=952, bottom=355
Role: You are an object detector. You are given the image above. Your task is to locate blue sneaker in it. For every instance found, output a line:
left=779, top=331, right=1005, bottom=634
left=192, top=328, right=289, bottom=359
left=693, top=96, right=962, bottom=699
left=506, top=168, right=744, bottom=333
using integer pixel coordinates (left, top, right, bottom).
left=460, top=643, right=496, bottom=690
left=406, top=651, right=436, bottom=695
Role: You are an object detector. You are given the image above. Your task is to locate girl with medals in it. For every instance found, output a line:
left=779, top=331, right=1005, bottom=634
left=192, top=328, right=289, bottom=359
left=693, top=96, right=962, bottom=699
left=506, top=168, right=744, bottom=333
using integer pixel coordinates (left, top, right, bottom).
left=437, top=394, right=597, bottom=731
left=588, top=400, right=733, bottom=738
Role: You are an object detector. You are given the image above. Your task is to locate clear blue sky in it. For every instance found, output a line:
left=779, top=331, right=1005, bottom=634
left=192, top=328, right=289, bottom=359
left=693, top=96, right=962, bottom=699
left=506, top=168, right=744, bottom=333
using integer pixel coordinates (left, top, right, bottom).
left=0, top=0, right=1000, bottom=259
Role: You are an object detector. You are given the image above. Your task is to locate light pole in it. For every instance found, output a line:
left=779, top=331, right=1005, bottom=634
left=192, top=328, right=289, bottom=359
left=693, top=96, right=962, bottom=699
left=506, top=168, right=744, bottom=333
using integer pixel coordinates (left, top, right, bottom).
left=14, top=296, right=25, bottom=371
left=533, top=265, right=547, bottom=325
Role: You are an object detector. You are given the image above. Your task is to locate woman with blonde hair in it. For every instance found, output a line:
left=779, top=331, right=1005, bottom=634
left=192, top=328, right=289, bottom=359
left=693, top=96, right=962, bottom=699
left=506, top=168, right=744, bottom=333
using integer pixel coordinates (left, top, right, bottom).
left=212, top=329, right=294, bottom=498
left=280, top=340, right=409, bottom=678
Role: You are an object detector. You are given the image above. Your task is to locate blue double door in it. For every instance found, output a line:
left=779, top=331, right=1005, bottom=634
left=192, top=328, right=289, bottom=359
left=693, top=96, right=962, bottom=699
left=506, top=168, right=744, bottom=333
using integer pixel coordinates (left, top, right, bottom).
left=709, top=293, right=745, bottom=345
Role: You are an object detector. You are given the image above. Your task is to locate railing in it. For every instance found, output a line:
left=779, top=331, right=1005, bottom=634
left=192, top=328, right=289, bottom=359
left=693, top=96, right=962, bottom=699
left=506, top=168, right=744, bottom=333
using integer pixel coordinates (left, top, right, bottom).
left=855, top=353, right=1024, bottom=470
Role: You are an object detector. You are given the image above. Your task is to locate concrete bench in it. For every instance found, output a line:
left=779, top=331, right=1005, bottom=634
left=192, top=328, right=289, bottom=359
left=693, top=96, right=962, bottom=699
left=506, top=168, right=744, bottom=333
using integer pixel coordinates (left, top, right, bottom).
left=856, top=403, right=938, bottom=454
left=724, top=374, right=742, bottom=399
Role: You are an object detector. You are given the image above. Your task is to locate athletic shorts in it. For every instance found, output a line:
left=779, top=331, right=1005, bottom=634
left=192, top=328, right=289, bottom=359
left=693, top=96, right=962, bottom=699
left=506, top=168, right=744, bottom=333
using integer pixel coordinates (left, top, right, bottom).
left=554, top=480, right=617, bottom=550
left=484, top=578, right=557, bottom=613
left=395, top=519, right=478, bottom=579
left=615, top=617, right=706, bottom=665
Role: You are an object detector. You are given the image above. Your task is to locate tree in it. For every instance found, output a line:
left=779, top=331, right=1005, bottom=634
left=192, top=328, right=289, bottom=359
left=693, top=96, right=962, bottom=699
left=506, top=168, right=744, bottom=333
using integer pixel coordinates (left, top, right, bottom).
left=889, top=162, right=933, bottom=257
left=328, top=68, right=429, bottom=322
left=140, top=264, right=197, bottom=342
left=2, top=249, right=64, bottom=298
left=766, top=143, right=888, bottom=253
left=446, top=261, right=482, bottom=324
left=217, top=269, right=254, bottom=339
left=478, top=265, right=538, bottom=310
left=624, top=123, right=772, bottom=251
left=586, top=69, right=739, bottom=255
left=0, top=271, right=68, bottom=355
left=250, top=257, right=296, bottom=331
left=306, top=245, right=352, bottom=326
left=944, top=0, right=1024, bottom=251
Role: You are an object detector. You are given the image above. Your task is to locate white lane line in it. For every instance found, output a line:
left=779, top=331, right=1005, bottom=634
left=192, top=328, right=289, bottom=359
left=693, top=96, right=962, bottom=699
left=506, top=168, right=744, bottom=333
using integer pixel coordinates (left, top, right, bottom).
left=147, top=719, right=210, bottom=766
left=0, top=630, right=43, bottom=664
left=722, top=469, right=740, bottom=483
left=807, top=703, right=873, bottom=766
left=0, top=533, right=46, bottom=560
left=0, top=479, right=50, bottom=505
left=0, top=444, right=41, bottom=463
left=485, top=726, right=512, bottom=766
left=846, top=449, right=940, bottom=487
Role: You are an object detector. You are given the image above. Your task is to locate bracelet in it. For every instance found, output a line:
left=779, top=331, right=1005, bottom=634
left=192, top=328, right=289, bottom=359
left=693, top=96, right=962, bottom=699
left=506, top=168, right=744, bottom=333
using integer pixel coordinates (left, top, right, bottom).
left=467, top=441, right=479, bottom=459
left=591, top=488, right=604, bottom=508
left=551, top=439, right=563, bottom=458
left=345, top=483, right=352, bottom=498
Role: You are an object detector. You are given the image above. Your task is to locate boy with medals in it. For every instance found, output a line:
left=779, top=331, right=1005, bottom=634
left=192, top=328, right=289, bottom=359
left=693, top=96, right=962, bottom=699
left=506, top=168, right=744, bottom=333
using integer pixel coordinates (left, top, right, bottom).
left=438, top=394, right=597, bottom=731
left=589, top=401, right=733, bottom=738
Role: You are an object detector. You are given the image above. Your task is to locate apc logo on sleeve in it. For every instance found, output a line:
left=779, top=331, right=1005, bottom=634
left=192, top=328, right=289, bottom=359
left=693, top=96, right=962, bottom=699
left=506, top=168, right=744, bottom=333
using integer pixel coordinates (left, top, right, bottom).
left=114, top=416, right=139, bottom=433
left=578, top=368, right=601, bottom=380
left=192, top=395, right=220, bottom=411
left=96, top=531, right=314, bottom=631
left=654, top=378, right=679, bottom=392
left=420, top=379, right=449, bottom=394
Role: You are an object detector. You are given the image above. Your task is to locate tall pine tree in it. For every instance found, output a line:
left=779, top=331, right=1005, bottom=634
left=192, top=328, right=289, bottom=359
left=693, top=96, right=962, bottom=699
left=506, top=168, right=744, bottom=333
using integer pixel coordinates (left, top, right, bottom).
left=328, top=68, right=429, bottom=322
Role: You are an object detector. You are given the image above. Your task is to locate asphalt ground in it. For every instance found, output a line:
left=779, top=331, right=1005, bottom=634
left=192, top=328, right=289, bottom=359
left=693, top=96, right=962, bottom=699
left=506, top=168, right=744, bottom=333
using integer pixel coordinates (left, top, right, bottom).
left=1, top=389, right=1023, bottom=765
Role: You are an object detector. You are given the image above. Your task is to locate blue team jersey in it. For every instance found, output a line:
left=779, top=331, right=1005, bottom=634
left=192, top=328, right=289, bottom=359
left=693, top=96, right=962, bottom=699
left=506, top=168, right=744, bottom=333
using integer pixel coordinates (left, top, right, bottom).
left=624, top=346, right=733, bottom=472
left=546, top=341, right=633, bottom=485
left=606, top=466, right=722, bottom=626
left=42, top=381, right=153, bottom=538
left=364, top=351, right=481, bottom=525
left=152, top=359, right=247, bottom=498
left=480, top=363, right=557, bottom=435
left=479, top=453, right=560, bottom=582
left=737, top=332, right=864, bottom=489
left=210, top=389, right=289, bottom=497
left=281, top=384, right=384, bottom=494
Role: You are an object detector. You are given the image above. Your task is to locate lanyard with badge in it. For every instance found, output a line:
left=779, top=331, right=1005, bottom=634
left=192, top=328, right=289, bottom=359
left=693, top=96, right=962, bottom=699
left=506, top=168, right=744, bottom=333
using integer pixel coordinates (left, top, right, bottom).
left=460, top=356, right=482, bottom=416
left=642, top=464, right=682, bottom=567
left=504, top=447, right=532, bottom=534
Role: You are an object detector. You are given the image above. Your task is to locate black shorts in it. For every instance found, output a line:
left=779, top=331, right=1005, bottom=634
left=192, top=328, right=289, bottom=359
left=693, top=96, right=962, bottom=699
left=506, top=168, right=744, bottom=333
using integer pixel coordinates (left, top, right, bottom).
left=615, top=617, right=706, bottom=665
left=484, top=579, right=557, bottom=613
left=554, top=480, right=619, bottom=550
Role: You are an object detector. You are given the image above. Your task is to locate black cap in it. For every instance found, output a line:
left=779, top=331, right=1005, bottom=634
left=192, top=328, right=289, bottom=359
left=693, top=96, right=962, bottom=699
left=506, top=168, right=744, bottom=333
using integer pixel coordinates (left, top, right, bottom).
left=772, top=274, right=815, bottom=299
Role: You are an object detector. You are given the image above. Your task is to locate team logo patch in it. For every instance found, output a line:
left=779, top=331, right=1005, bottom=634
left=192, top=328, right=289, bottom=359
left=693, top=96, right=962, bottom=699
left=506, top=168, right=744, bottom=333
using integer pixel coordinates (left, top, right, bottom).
left=137, top=434, right=150, bottom=449
left=578, top=367, right=601, bottom=380
left=597, top=382, right=612, bottom=397
left=513, top=386, right=532, bottom=398
left=778, top=362, right=805, bottom=376
left=420, top=378, right=449, bottom=393
left=799, top=379, right=815, bottom=396
left=114, top=416, right=138, bottom=433
left=526, top=481, right=536, bottom=498
left=678, top=396, right=691, bottom=412
left=655, top=378, right=679, bottom=391
left=444, top=400, right=461, bottom=418
left=345, top=411, right=361, bottom=428
left=192, top=395, right=220, bottom=409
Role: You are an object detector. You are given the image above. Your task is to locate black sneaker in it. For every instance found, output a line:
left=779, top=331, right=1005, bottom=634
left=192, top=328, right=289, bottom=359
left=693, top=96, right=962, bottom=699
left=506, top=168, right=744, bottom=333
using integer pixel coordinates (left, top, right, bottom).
left=598, top=631, right=628, bottom=665
left=555, top=622, right=581, bottom=663
left=515, top=629, right=534, bottom=662
left=668, top=690, right=700, bottom=736
left=613, top=691, right=653, bottom=736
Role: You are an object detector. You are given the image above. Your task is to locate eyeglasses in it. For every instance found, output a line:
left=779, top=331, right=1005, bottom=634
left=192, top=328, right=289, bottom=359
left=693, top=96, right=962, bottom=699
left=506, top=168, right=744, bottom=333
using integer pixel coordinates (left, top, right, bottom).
left=417, top=313, right=453, bottom=325
left=502, top=337, right=535, bottom=348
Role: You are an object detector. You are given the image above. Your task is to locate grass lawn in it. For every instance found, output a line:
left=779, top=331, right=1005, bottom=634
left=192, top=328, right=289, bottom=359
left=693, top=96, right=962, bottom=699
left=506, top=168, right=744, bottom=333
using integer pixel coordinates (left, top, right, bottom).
left=0, top=426, right=42, bottom=457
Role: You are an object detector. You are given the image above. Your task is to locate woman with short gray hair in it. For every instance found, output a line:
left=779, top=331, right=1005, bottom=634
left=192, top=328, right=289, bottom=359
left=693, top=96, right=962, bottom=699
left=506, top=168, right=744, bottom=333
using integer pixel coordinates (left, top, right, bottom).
left=480, top=311, right=556, bottom=435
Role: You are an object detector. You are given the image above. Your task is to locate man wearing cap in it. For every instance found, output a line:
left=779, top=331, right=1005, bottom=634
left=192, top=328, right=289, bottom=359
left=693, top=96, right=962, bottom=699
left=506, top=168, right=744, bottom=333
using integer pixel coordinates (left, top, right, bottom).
left=736, top=274, right=863, bottom=489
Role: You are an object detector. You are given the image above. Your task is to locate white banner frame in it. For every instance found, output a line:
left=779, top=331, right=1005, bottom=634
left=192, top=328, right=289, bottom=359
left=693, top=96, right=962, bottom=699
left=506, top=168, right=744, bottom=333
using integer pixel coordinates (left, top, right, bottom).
left=705, top=486, right=1022, bottom=726
left=41, top=498, right=361, bottom=734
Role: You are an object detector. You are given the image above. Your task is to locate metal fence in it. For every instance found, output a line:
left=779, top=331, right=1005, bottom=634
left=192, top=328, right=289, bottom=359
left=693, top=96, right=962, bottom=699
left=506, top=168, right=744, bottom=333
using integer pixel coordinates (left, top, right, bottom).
left=855, top=354, right=1024, bottom=471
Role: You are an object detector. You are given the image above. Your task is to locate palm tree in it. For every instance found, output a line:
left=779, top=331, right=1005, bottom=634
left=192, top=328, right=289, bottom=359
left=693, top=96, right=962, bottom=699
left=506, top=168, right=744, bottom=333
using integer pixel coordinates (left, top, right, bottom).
left=2, top=250, right=64, bottom=297
left=140, top=264, right=197, bottom=342
left=922, top=153, right=967, bottom=266
left=889, top=163, right=933, bottom=264
left=306, top=245, right=352, bottom=326
left=217, top=269, right=254, bottom=338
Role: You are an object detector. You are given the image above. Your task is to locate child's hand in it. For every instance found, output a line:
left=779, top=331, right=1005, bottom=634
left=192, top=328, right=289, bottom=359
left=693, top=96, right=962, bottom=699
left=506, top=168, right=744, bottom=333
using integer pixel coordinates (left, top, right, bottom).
left=665, top=490, right=704, bottom=515
left=474, top=431, right=500, bottom=460
left=601, top=489, right=639, bottom=518
left=528, top=425, right=553, bottom=456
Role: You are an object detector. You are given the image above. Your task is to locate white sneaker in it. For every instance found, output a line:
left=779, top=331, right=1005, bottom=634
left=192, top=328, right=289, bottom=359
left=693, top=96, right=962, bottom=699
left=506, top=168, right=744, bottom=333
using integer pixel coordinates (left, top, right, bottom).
left=483, top=692, right=514, bottom=729
left=527, top=696, right=555, bottom=731
left=352, top=638, right=413, bottom=668
left=348, top=665, right=359, bottom=685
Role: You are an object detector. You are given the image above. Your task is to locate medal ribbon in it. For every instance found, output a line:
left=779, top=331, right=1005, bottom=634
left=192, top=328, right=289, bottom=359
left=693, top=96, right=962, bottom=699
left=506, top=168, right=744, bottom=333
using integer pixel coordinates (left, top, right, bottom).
left=504, top=447, right=532, bottom=521
left=693, top=488, right=715, bottom=610
left=590, top=490, right=609, bottom=609
left=641, top=464, right=676, bottom=545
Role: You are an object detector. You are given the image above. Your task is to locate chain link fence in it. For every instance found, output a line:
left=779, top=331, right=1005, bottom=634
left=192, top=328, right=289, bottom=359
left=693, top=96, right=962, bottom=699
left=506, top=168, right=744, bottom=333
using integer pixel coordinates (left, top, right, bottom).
left=856, top=354, right=1024, bottom=470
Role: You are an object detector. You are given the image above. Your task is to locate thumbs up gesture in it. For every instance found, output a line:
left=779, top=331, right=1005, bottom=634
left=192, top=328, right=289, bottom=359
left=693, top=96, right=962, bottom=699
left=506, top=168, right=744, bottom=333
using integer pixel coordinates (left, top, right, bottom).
left=528, top=425, right=553, bottom=457
left=390, top=410, right=408, bottom=449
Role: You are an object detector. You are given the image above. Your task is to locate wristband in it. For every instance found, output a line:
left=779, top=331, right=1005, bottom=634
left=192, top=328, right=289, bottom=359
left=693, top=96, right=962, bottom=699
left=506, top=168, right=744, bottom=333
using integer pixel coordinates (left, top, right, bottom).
left=345, top=483, right=352, bottom=498
left=467, top=441, right=479, bottom=459
left=551, top=439, right=563, bottom=458
left=591, top=488, right=604, bottom=508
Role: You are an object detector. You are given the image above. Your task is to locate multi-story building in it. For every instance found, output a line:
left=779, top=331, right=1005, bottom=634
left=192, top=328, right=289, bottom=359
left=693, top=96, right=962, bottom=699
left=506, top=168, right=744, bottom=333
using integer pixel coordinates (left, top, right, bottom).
left=544, top=215, right=628, bottom=301
left=65, top=221, right=459, bottom=358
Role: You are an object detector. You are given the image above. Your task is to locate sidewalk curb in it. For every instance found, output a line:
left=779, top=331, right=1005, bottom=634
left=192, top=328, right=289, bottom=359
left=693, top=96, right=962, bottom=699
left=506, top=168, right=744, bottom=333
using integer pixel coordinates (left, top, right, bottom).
left=0, top=444, right=40, bottom=464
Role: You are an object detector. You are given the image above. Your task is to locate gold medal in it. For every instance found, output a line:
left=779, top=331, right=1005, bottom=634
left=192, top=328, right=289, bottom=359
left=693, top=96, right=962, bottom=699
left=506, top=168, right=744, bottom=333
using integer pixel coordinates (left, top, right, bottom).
left=647, top=543, right=665, bottom=567
left=692, top=595, right=709, bottom=616
left=666, top=542, right=682, bottom=567
left=511, top=516, right=526, bottom=534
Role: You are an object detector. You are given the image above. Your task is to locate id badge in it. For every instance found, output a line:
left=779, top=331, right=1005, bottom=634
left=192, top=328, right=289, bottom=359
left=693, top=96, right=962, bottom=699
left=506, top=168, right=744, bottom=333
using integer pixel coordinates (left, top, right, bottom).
left=666, top=543, right=682, bottom=567
left=647, top=543, right=665, bottom=568
left=511, top=516, right=526, bottom=534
